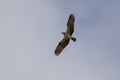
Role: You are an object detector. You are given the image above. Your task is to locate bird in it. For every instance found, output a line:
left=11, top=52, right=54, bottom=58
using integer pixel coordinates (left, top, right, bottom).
left=54, top=14, right=76, bottom=56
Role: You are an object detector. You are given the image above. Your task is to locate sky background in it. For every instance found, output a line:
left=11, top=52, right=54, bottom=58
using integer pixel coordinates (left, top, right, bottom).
left=0, top=0, right=120, bottom=80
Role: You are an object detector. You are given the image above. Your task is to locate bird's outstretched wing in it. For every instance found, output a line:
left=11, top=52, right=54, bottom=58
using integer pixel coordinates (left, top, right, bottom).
left=66, top=14, right=75, bottom=35
left=55, top=36, right=70, bottom=56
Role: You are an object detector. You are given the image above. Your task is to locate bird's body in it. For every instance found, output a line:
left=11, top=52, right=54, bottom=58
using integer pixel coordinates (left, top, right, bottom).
left=55, top=14, right=76, bottom=56
left=62, top=32, right=76, bottom=42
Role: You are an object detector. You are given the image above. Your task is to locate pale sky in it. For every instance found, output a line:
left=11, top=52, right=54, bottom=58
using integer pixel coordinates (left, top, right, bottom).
left=0, top=0, right=120, bottom=80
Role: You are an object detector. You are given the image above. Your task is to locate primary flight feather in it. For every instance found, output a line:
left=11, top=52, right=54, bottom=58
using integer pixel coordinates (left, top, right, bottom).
left=54, top=14, right=76, bottom=56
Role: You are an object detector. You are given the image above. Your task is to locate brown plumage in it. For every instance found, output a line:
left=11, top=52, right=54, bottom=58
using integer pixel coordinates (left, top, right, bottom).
left=54, top=14, right=76, bottom=56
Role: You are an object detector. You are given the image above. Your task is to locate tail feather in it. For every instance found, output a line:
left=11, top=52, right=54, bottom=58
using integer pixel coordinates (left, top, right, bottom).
left=71, top=37, right=76, bottom=42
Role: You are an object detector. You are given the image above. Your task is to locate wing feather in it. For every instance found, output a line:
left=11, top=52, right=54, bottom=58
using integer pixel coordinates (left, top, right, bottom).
left=55, top=37, right=70, bottom=56
left=66, top=14, right=75, bottom=35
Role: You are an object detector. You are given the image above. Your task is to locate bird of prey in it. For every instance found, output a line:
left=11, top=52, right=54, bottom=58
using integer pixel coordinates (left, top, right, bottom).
left=55, top=14, right=76, bottom=56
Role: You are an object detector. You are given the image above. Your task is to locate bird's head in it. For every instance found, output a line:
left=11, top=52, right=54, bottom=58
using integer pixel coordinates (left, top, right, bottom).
left=61, top=32, right=65, bottom=35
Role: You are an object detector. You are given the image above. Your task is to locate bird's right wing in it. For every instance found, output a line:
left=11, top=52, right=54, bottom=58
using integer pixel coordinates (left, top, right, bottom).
left=55, top=37, right=70, bottom=56
left=66, top=14, right=75, bottom=35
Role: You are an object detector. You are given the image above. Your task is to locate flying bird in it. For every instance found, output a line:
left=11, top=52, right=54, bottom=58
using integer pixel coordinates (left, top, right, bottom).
left=55, top=14, right=76, bottom=56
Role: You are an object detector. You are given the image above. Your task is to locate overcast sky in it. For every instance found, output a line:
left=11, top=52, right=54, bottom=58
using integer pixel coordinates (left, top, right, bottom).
left=0, top=0, right=120, bottom=80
